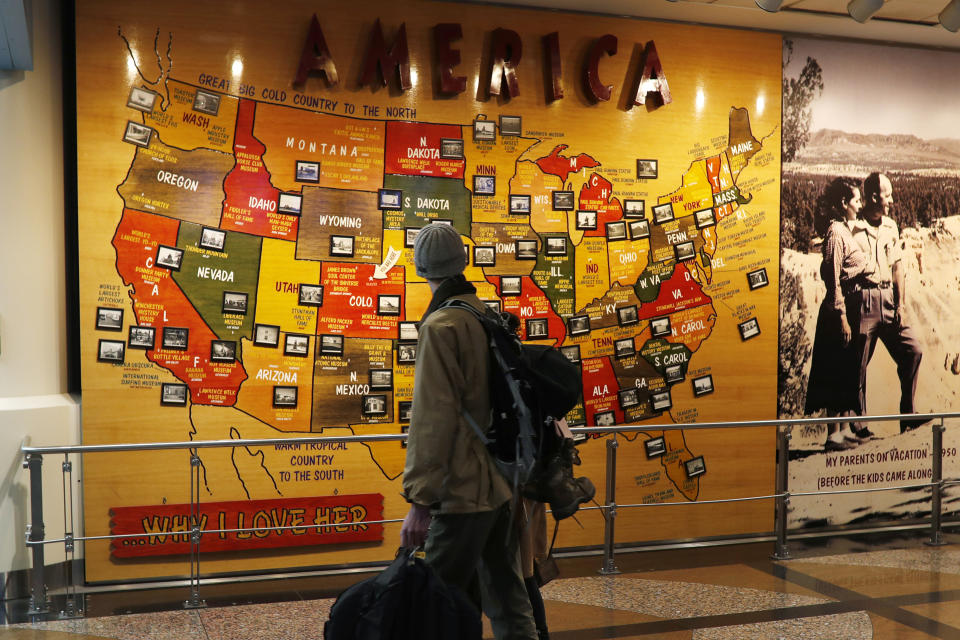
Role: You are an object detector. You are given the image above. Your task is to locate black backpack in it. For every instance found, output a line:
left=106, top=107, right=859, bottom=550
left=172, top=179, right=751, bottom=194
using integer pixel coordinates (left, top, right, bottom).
left=324, top=548, right=481, bottom=640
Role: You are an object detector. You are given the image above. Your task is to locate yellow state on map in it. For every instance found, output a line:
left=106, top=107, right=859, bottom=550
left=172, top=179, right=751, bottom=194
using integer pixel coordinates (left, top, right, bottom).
left=467, top=123, right=541, bottom=225
left=574, top=237, right=611, bottom=313
left=664, top=160, right=714, bottom=222
left=609, top=238, right=652, bottom=288
left=513, top=160, right=565, bottom=233
left=385, top=229, right=427, bottom=286
left=141, top=79, right=238, bottom=153
left=236, top=337, right=312, bottom=432
left=255, top=238, right=321, bottom=333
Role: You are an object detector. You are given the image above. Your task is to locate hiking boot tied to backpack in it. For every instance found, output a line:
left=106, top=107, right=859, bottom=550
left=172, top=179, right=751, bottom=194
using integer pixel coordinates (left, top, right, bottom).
left=521, top=433, right=596, bottom=521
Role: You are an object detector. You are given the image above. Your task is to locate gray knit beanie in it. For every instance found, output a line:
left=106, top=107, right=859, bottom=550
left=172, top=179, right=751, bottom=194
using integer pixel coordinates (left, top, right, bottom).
left=413, top=224, right=466, bottom=279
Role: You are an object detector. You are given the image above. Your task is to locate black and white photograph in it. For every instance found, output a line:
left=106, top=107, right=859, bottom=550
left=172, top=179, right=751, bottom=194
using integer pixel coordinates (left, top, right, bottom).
left=684, top=455, right=706, bottom=478
left=377, top=294, right=401, bottom=316
left=545, top=236, right=567, bottom=256
left=378, top=188, right=403, bottom=210
left=738, top=317, right=760, bottom=340
left=636, top=158, right=658, bottom=179
left=644, top=436, right=666, bottom=458
left=651, top=202, right=675, bottom=225
left=500, top=114, right=522, bottom=136
left=440, top=137, right=464, bottom=159
left=605, top=221, right=627, bottom=241
left=210, top=340, right=237, bottom=362
left=665, top=364, right=685, bottom=383
left=567, top=314, right=591, bottom=336
left=618, top=388, right=640, bottom=409
left=694, top=207, right=717, bottom=229
left=515, top=239, right=538, bottom=260
left=628, top=219, right=651, bottom=240
left=222, top=291, right=248, bottom=315
left=561, top=344, right=581, bottom=364
left=483, top=300, right=501, bottom=313
left=650, top=316, right=671, bottom=338
left=623, top=199, right=646, bottom=218
left=362, top=394, right=387, bottom=416
left=692, top=374, right=714, bottom=397
left=369, top=369, right=393, bottom=390
left=254, top=324, right=281, bottom=348
left=278, top=192, right=303, bottom=215
left=397, top=342, right=417, bottom=364
left=97, top=339, right=125, bottom=363
left=273, top=386, right=298, bottom=408
left=298, top=284, right=323, bottom=306
left=526, top=318, right=549, bottom=339
left=552, top=190, right=574, bottom=211
left=96, top=307, right=123, bottom=331
left=199, top=227, right=226, bottom=251
left=473, top=175, right=496, bottom=196
left=330, top=235, right=355, bottom=258
left=160, top=383, right=188, bottom=406
left=747, top=267, right=769, bottom=290
left=320, top=334, right=344, bottom=356
left=473, top=245, right=497, bottom=267
left=127, top=325, right=155, bottom=349
left=398, top=321, right=419, bottom=341
left=510, top=194, right=531, bottom=215
left=295, top=160, right=320, bottom=183
left=123, top=121, right=153, bottom=147
left=594, top=410, right=616, bottom=427
left=155, top=245, right=184, bottom=271
left=500, top=276, right=522, bottom=296
left=400, top=424, right=409, bottom=446
left=192, top=89, right=221, bottom=116
left=432, top=218, right=453, bottom=226
left=614, top=337, right=636, bottom=359
left=575, top=210, right=597, bottom=230
left=404, top=227, right=420, bottom=248
left=617, top=305, right=639, bottom=326
left=284, top=333, right=310, bottom=357
left=651, top=390, right=672, bottom=412
left=398, top=401, right=413, bottom=423
left=162, top=327, right=189, bottom=350
left=127, top=87, right=158, bottom=112
left=473, top=118, right=496, bottom=142
left=674, top=241, right=696, bottom=262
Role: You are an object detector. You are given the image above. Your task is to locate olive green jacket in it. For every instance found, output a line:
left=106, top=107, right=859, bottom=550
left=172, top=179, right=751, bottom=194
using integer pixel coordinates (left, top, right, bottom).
left=402, top=293, right=512, bottom=513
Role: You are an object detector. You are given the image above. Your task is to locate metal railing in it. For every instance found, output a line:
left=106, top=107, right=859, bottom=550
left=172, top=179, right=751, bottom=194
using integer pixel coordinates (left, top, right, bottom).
left=19, top=411, right=960, bottom=617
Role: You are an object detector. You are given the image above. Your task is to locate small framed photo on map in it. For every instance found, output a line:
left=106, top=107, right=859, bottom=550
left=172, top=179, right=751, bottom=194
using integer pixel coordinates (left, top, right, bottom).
left=160, top=382, right=188, bottom=407
left=636, top=159, right=658, bottom=179
left=510, top=194, right=531, bottom=215
left=330, top=235, right=355, bottom=258
left=97, top=339, right=125, bottom=363
left=483, top=300, right=501, bottom=313
left=675, top=241, right=696, bottom=262
left=651, top=203, right=674, bottom=225
left=473, top=175, right=496, bottom=196
left=284, top=333, right=310, bottom=357
left=665, top=364, right=685, bottom=383
left=199, top=227, right=226, bottom=252
left=398, top=321, right=419, bottom=341
left=651, top=389, right=672, bottom=412
left=685, top=455, right=706, bottom=478
left=594, top=410, right=616, bottom=427
left=606, top=221, right=627, bottom=242
left=192, top=89, right=221, bottom=116
left=398, top=401, right=413, bottom=423
left=127, top=87, right=158, bottom=113
left=618, top=388, right=641, bottom=409
left=623, top=199, right=645, bottom=219
left=298, top=284, right=323, bottom=306
left=278, top=192, right=302, bottom=216
left=400, top=424, right=409, bottom=447
left=295, top=160, right=320, bottom=184
left=575, top=210, right=597, bottom=231
left=650, top=316, right=671, bottom=338
left=397, top=341, right=418, bottom=364
left=440, top=138, right=464, bottom=159
left=378, top=188, right=403, bottom=210
left=273, top=385, right=298, bottom=409
left=738, top=317, right=761, bottom=341
left=378, top=294, right=401, bottom=316
left=320, top=334, right=344, bottom=356
left=210, top=340, right=237, bottom=363
left=473, top=246, right=496, bottom=267
left=644, top=436, right=666, bottom=458
left=362, top=394, right=388, bottom=416
left=155, top=245, right=184, bottom=271
left=404, top=227, right=421, bottom=248
left=692, top=374, right=714, bottom=397
left=500, top=276, right=522, bottom=297
left=500, top=115, right=522, bottom=136
left=567, top=314, right=591, bottom=337
left=123, top=121, right=153, bottom=147
left=552, top=190, right=574, bottom=211
left=526, top=318, right=549, bottom=339
left=162, top=327, right=189, bottom=350
left=747, top=268, right=769, bottom=290
left=628, top=219, right=650, bottom=240
left=473, top=118, right=496, bottom=142
left=560, top=345, right=581, bottom=364
left=614, top=337, right=636, bottom=359
left=431, top=218, right=453, bottom=226
left=254, top=324, right=281, bottom=348
left=617, top=305, right=639, bottom=327
left=545, top=236, right=567, bottom=256
left=516, top=239, right=538, bottom=260
left=369, top=369, right=393, bottom=391
left=96, top=306, right=124, bottom=331
left=222, top=291, right=248, bottom=315
left=694, top=207, right=717, bottom=229
left=127, top=325, right=156, bottom=350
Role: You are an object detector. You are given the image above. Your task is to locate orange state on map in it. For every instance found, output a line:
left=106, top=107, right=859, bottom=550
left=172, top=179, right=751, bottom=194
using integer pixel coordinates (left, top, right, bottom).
left=236, top=337, right=312, bottom=432
left=534, top=145, right=600, bottom=185
left=578, top=173, right=624, bottom=238
left=384, top=121, right=464, bottom=179
left=255, top=104, right=384, bottom=193
left=487, top=276, right=566, bottom=344
left=254, top=239, right=321, bottom=335
left=317, top=263, right=406, bottom=339
left=221, top=99, right=297, bottom=240
left=112, top=209, right=247, bottom=406
left=513, top=160, right=565, bottom=233
left=637, top=264, right=713, bottom=320
left=141, top=80, right=237, bottom=153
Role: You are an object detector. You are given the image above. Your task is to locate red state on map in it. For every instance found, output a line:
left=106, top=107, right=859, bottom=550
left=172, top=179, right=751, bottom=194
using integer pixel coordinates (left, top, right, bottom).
left=384, top=121, right=465, bottom=179
left=577, top=173, right=623, bottom=237
left=490, top=276, right=567, bottom=344
left=317, top=263, right=406, bottom=339
left=580, top=356, right=625, bottom=427
left=534, top=145, right=601, bottom=184
left=113, top=209, right=248, bottom=406
left=221, top=99, right=298, bottom=240
left=638, top=265, right=713, bottom=319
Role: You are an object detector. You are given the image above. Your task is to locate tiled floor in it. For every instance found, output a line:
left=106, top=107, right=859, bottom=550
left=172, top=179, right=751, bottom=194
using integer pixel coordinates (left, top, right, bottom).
left=7, top=531, right=960, bottom=639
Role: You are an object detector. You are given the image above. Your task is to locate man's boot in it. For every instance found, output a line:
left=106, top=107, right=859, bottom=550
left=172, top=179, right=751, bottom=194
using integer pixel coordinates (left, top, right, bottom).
left=523, top=438, right=596, bottom=520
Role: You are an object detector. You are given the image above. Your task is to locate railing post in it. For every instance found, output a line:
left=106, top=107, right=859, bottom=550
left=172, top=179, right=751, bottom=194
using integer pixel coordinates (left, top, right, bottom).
left=25, top=453, right=49, bottom=614
left=772, top=425, right=791, bottom=560
left=926, top=419, right=947, bottom=547
left=599, top=434, right=620, bottom=575
left=183, top=451, right=206, bottom=609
